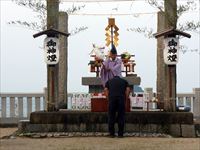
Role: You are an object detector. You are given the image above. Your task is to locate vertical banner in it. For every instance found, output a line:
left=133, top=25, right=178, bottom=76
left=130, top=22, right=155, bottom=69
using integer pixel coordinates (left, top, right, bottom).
left=44, top=37, right=59, bottom=65
left=164, top=37, right=179, bottom=65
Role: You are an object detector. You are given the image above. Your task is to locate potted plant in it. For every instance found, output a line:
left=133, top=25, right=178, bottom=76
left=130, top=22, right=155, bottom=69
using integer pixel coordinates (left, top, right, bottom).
left=121, top=52, right=131, bottom=63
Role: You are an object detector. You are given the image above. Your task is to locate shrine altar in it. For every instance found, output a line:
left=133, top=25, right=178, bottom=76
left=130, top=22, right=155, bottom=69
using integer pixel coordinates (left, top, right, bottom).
left=91, top=94, right=130, bottom=112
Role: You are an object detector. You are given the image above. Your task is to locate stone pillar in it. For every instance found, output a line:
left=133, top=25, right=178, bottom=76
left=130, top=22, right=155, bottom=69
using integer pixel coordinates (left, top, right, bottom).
left=44, top=87, right=48, bottom=111
left=56, top=12, right=68, bottom=109
left=46, top=0, right=59, bottom=111
left=144, top=88, right=153, bottom=100
left=18, top=97, right=24, bottom=118
left=156, top=11, right=167, bottom=105
left=27, top=97, right=32, bottom=118
left=144, top=88, right=153, bottom=110
left=1, top=97, right=6, bottom=118
left=35, top=97, right=41, bottom=111
left=193, top=88, right=200, bottom=119
left=10, top=97, right=15, bottom=117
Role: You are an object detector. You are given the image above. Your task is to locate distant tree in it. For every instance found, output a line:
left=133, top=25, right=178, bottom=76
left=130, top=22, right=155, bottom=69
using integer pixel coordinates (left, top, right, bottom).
left=127, top=0, right=200, bottom=53
left=8, top=0, right=88, bottom=35
left=128, top=0, right=200, bottom=37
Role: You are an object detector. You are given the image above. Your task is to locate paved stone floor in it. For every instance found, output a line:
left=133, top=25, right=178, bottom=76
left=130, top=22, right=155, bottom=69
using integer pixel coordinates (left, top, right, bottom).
left=0, top=128, right=200, bottom=150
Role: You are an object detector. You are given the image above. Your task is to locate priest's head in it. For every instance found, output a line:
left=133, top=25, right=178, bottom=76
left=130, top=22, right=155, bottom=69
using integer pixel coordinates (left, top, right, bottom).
left=110, top=44, right=117, bottom=60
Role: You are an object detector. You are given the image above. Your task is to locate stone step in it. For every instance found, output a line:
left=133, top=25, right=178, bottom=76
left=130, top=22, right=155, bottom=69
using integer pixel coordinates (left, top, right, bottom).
left=17, top=111, right=196, bottom=137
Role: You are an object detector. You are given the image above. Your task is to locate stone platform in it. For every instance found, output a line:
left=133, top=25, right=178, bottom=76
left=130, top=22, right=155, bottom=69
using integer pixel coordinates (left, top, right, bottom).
left=18, top=111, right=196, bottom=137
left=82, top=76, right=141, bottom=93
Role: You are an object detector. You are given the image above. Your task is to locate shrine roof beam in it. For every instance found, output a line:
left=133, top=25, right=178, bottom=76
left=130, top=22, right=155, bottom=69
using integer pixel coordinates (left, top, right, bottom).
left=153, top=28, right=191, bottom=39
left=33, top=28, right=70, bottom=38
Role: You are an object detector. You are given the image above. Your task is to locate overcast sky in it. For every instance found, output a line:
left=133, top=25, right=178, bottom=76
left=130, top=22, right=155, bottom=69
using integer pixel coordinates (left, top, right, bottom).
left=0, top=0, right=199, bottom=93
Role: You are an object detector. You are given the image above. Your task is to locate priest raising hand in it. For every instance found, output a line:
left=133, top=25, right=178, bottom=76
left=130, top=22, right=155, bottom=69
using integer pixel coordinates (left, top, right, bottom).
left=100, top=44, right=122, bottom=87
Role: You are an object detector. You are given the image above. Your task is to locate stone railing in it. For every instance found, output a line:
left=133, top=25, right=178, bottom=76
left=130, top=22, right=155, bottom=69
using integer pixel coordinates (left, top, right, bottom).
left=0, top=93, right=45, bottom=126
left=0, top=88, right=199, bottom=126
left=0, top=92, right=92, bottom=126
left=176, top=93, right=194, bottom=112
left=143, top=88, right=200, bottom=119
left=177, top=90, right=200, bottom=119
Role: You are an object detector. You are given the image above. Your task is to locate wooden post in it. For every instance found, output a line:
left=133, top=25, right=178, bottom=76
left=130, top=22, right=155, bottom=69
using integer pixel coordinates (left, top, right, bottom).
left=46, top=0, right=59, bottom=111
left=164, top=0, right=177, bottom=111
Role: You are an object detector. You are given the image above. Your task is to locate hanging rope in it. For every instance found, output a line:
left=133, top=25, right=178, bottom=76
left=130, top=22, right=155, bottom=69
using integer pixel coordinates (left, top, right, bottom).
left=68, top=10, right=199, bottom=16
left=69, top=12, right=158, bottom=16
left=61, top=0, right=142, bottom=2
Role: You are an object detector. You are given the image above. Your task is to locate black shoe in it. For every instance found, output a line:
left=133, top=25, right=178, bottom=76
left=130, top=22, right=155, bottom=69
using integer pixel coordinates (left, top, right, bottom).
left=118, top=134, right=124, bottom=138
left=108, top=134, right=115, bottom=138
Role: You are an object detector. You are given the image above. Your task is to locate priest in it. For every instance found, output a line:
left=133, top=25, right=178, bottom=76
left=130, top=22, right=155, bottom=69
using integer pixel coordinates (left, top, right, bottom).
left=100, top=44, right=122, bottom=87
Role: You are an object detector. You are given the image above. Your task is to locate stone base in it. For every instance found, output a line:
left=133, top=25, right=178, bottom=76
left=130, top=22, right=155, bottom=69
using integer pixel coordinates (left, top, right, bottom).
left=18, top=111, right=195, bottom=137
